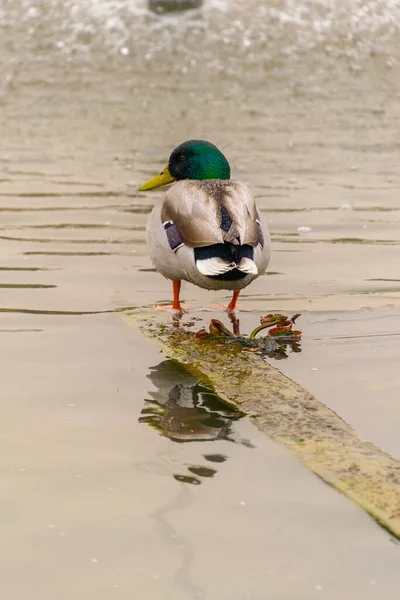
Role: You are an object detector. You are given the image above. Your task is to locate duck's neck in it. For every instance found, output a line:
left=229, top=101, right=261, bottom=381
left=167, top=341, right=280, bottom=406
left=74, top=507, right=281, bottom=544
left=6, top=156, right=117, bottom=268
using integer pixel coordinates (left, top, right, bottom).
left=192, top=158, right=230, bottom=180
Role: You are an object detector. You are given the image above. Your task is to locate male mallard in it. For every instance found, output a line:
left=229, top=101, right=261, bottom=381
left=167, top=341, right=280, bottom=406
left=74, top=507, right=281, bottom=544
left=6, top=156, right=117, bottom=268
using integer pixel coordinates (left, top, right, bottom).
left=138, top=140, right=271, bottom=313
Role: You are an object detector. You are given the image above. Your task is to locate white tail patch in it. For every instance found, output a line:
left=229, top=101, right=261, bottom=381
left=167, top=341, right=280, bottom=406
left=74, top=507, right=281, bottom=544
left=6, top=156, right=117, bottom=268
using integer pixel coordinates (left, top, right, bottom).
left=237, top=258, right=258, bottom=275
left=196, top=257, right=257, bottom=277
left=196, top=257, right=236, bottom=277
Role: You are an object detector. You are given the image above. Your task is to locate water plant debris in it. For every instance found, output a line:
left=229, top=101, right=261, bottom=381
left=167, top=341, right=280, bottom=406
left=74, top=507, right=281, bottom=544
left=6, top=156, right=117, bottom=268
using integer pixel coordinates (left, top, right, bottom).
left=195, top=312, right=302, bottom=359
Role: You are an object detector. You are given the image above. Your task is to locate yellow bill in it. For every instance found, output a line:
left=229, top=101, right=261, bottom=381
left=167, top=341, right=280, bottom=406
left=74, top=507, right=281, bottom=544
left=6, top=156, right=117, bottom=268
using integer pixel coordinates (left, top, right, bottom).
left=138, top=164, right=175, bottom=191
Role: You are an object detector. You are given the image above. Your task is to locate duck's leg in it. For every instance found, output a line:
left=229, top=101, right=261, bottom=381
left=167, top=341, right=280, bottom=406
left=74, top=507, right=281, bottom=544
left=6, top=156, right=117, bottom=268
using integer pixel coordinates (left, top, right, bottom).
left=156, top=280, right=184, bottom=314
left=172, top=280, right=183, bottom=312
left=207, top=290, right=242, bottom=313
left=227, top=290, right=240, bottom=313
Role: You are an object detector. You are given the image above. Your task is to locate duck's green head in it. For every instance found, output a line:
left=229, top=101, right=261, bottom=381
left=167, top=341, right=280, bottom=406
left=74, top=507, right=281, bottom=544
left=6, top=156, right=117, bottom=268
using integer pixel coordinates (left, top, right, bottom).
left=138, top=140, right=230, bottom=191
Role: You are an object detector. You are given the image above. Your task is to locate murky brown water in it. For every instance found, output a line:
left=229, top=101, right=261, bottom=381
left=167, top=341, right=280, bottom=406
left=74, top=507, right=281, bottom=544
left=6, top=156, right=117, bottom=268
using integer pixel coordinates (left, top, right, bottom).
left=1, top=0, right=400, bottom=598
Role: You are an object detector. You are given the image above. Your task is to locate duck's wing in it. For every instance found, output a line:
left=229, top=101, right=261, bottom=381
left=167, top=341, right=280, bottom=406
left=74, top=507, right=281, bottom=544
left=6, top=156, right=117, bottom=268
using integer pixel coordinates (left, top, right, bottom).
left=160, top=180, right=260, bottom=248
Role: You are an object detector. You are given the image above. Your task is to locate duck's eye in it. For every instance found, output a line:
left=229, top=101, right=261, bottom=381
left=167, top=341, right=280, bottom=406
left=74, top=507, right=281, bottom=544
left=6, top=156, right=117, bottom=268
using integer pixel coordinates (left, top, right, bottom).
left=176, top=154, right=185, bottom=162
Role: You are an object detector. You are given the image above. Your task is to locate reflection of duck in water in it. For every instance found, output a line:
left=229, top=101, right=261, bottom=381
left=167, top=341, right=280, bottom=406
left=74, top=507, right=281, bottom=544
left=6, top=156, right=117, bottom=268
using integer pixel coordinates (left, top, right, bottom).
left=148, top=0, right=202, bottom=14
left=140, top=360, right=250, bottom=444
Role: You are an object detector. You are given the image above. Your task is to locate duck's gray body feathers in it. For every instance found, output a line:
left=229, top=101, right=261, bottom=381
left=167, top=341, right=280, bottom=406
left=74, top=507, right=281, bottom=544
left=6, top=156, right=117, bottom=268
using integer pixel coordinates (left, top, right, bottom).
left=146, top=179, right=271, bottom=292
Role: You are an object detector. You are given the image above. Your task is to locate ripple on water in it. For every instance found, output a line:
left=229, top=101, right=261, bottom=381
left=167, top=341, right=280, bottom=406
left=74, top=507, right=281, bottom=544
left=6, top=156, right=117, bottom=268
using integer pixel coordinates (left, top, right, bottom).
left=0, top=235, right=139, bottom=244
left=0, top=266, right=49, bottom=271
left=0, top=283, right=57, bottom=289
left=22, top=251, right=135, bottom=256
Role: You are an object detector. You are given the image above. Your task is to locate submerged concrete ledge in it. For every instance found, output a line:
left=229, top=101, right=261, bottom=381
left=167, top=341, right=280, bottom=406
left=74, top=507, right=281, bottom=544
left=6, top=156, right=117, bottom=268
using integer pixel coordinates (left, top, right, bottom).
left=122, top=310, right=400, bottom=538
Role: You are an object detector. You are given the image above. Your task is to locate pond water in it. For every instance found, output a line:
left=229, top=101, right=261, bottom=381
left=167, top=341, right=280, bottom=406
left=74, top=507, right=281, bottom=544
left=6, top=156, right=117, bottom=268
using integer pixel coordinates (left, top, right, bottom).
left=1, top=0, right=400, bottom=598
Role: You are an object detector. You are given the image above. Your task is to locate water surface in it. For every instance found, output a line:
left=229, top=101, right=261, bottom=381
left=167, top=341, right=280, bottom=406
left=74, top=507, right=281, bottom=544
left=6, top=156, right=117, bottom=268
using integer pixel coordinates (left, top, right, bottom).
left=1, top=0, right=400, bottom=597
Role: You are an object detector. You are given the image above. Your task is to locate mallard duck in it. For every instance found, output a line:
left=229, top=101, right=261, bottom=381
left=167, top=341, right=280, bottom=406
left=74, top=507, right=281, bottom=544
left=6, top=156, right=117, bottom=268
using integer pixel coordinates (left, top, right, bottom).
left=138, top=140, right=271, bottom=313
